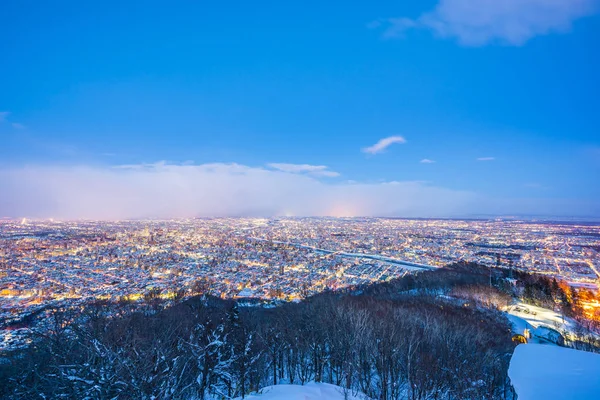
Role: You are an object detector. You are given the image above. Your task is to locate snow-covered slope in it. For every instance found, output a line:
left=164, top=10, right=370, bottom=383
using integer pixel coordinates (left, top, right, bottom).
left=505, top=303, right=575, bottom=332
left=238, top=383, right=368, bottom=400
left=509, top=344, right=600, bottom=400
left=505, top=302, right=578, bottom=344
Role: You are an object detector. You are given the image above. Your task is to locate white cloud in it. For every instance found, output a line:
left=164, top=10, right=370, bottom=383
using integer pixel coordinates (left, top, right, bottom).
left=0, top=162, right=479, bottom=219
left=420, top=159, right=436, bottom=164
left=477, top=157, right=495, bottom=161
left=362, top=136, right=407, bottom=154
left=0, top=111, right=9, bottom=122
left=382, top=0, right=598, bottom=46
left=11, top=123, right=25, bottom=129
left=267, top=163, right=340, bottom=177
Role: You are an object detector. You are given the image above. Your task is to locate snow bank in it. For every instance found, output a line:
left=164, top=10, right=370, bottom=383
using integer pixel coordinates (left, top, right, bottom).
left=238, top=383, right=368, bottom=400
left=509, top=344, right=600, bottom=400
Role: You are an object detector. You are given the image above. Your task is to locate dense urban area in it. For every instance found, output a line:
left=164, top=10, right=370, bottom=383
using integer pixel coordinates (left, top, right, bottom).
left=1, top=217, right=599, bottom=352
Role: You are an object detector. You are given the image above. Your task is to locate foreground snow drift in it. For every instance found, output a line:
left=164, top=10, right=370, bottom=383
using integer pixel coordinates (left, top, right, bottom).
left=237, top=383, right=368, bottom=400
left=509, top=344, right=600, bottom=400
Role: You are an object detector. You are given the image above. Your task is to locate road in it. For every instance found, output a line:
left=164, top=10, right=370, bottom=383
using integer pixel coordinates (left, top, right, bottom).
left=247, top=237, right=437, bottom=271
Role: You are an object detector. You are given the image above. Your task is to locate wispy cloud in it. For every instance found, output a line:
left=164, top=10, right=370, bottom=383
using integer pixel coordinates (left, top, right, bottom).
left=0, top=111, right=26, bottom=129
left=267, top=163, right=340, bottom=177
left=420, top=159, right=436, bottom=164
left=477, top=157, right=495, bottom=161
left=362, top=136, right=407, bottom=155
left=379, top=0, right=598, bottom=46
left=1, top=162, right=596, bottom=219
left=0, top=162, right=479, bottom=219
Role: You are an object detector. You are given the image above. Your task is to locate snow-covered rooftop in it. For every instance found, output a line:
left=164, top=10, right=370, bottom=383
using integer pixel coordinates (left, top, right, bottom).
left=236, top=288, right=256, bottom=298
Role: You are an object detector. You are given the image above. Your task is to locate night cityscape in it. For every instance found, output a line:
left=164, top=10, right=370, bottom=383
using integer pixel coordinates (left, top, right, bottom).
left=2, top=217, right=600, bottom=352
left=2, top=0, right=600, bottom=398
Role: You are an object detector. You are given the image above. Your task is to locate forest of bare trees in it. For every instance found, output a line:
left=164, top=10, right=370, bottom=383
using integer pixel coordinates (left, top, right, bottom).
left=1, top=265, right=518, bottom=400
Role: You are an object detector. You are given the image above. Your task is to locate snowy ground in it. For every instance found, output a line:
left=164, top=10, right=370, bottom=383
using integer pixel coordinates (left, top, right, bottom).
left=237, top=383, right=369, bottom=400
left=509, top=344, right=600, bottom=400
left=504, top=302, right=577, bottom=344
left=506, top=303, right=574, bottom=331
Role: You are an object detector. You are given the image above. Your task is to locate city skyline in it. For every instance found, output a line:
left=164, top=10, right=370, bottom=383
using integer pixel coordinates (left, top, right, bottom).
left=1, top=1, right=599, bottom=219
left=2, top=216, right=599, bottom=351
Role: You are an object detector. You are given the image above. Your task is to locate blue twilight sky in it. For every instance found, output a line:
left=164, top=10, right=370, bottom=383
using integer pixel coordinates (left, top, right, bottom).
left=0, top=0, right=599, bottom=219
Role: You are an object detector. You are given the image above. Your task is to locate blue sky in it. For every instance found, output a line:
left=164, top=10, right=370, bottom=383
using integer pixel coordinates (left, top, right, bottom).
left=1, top=0, right=599, bottom=219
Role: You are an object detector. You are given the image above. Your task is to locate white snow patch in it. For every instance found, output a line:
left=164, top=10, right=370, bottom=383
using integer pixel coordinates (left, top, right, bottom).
left=505, top=302, right=576, bottom=341
left=509, top=344, right=600, bottom=400
left=237, top=383, right=369, bottom=400
left=506, top=303, right=574, bottom=331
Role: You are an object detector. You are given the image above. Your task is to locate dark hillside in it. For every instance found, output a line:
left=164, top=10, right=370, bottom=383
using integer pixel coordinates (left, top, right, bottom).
left=1, top=267, right=516, bottom=400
